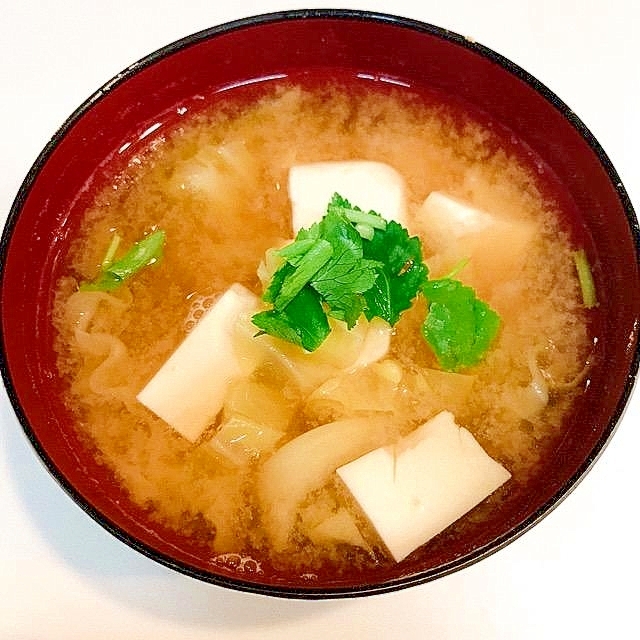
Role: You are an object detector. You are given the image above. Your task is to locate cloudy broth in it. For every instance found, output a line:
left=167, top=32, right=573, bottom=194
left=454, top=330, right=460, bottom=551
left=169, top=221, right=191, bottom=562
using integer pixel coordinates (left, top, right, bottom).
left=52, top=75, right=593, bottom=582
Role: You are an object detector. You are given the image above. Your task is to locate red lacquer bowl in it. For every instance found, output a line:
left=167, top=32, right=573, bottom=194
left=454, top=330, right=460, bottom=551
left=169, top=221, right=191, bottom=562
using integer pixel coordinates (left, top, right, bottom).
left=1, top=10, right=639, bottom=598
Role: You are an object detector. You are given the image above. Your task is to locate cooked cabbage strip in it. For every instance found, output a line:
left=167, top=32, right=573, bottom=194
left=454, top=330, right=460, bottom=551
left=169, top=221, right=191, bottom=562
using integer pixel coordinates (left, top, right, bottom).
left=65, top=289, right=129, bottom=332
left=258, top=416, right=396, bottom=551
left=538, top=339, right=594, bottom=392
left=521, top=348, right=550, bottom=418
left=64, top=290, right=132, bottom=403
left=74, top=330, right=130, bottom=401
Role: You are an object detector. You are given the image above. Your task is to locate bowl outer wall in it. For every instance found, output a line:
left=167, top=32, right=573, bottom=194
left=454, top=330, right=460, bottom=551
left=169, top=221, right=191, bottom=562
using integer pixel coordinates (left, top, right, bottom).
left=1, top=10, right=639, bottom=596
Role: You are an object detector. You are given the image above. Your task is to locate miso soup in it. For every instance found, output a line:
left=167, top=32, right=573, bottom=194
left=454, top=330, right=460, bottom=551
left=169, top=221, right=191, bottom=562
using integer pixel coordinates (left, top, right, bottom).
left=52, top=77, right=594, bottom=582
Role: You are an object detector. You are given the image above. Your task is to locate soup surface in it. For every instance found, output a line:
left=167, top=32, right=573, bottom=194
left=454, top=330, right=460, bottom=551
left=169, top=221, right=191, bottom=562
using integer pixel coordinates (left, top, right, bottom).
left=52, top=77, right=593, bottom=582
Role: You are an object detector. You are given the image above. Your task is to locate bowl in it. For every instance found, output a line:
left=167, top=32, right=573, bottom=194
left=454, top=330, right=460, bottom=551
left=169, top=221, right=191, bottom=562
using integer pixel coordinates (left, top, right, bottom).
left=1, top=9, right=639, bottom=598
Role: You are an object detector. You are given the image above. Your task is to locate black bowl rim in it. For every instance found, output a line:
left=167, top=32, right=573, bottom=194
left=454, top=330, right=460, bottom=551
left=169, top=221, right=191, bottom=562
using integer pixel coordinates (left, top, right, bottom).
left=1, top=8, right=639, bottom=599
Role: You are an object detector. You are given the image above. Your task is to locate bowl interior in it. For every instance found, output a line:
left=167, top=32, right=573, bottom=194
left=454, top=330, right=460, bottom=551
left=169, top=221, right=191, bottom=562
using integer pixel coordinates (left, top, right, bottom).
left=1, top=11, right=639, bottom=597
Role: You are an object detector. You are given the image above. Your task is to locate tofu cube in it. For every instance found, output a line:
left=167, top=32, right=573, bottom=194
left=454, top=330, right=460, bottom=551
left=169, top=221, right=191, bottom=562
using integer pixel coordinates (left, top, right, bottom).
left=417, top=191, right=494, bottom=246
left=337, top=410, right=511, bottom=562
left=417, top=191, right=536, bottom=289
left=137, top=284, right=260, bottom=442
left=288, top=160, right=407, bottom=233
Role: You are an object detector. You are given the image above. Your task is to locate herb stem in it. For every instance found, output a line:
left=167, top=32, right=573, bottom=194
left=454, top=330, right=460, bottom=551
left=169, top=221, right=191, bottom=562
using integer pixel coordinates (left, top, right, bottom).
left=344, top=209, right=387, bottom=230
left=573, top=249, right=598, bottom=309
left=101, top=233, right=122, bottom=270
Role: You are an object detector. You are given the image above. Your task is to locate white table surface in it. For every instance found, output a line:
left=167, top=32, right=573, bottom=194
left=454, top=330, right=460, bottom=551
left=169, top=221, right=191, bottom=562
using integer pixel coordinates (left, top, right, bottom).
left=1, top=1, right=638, bottom=638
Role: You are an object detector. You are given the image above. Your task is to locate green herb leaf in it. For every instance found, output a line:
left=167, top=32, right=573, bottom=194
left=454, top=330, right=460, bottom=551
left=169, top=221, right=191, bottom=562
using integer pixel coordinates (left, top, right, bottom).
left=309, top=209, right=381, bottom=328
left=327, top=192, right=387, bottom=239
left=252, top=193, right=426, bottom=349
left=362, top=221, right=428, bottom=325
left=81, top=229, right=166, bottom=292
left=252, top=191, right=499, bottom=369
left=262, top=260, right=294, bottom=304
left=252, top=285, right=331, bottom=351
left=421, top=278, right=500, bottom=371
left=272, top=239, right=333, bottom=310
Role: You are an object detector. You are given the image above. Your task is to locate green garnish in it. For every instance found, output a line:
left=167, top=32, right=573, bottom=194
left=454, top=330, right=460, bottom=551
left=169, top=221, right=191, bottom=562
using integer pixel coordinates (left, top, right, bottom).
left=100, top=233, right=122, bottom=270
left=421, top=278, right=501, bottom=371
left=81, top=229, right=166, bottom=292
left=252, top=285, right=331, bottom=352
left=573, top=248, right=598, bottom=309
left=252, top=193, right=501, bottom=371
left=252, top=195, right=386, bottom=349
left=361, top=217, right=428, bottom=326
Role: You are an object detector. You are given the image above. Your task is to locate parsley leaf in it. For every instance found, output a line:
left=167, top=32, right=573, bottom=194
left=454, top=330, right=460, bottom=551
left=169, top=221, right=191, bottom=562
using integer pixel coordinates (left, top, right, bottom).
left=327, top=192, right=387, bottom=239
left=81, top=229, right=166, bottom=291
left=252, top=285, right=330, bottom=351
left=252, top=191, right=500, bottom=370
left=421, top=278, right=500, bottom=371
left=272, top=239, right=333, bottom=310
left=362, top=221, right=428, bottom=325
left=309, top=209, right=381, bottom=328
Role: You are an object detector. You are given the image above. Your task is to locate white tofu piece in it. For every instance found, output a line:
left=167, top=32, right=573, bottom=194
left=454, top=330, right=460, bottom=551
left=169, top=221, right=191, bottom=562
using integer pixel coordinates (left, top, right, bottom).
left=417, top=191, right=536, bottom=289
left=288, top=160, right=407, bottom=233
left=418, top=191, right=494, bottom=245
left=337, top=410, right=511, bottom=562
left=137, top=284, right=260, bottom=442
